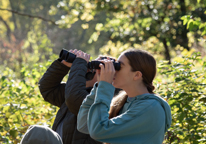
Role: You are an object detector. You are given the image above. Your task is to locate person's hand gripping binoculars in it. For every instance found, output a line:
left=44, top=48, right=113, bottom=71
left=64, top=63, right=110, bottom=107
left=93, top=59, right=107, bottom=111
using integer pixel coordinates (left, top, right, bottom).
left=61, top=49, right=90, bottom=67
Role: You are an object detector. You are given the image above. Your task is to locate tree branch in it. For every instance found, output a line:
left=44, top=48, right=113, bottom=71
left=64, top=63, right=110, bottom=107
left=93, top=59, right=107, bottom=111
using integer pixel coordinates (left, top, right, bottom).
left=0, top=8, right=57, bottom=25
left=0, top=16, right=11, bottom=41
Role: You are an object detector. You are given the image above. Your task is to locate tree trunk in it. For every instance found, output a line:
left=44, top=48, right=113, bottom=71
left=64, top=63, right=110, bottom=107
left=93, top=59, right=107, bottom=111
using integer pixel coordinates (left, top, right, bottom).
left=163, top=38, right=171, bottom=64
left=179, top=0, right=190, bottom=51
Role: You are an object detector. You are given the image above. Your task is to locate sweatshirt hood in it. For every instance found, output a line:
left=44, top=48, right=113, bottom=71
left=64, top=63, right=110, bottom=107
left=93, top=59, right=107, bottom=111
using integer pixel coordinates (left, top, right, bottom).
left=20, top=125, right=63, bottom=144
left=137, top=94, right=172, bottom=132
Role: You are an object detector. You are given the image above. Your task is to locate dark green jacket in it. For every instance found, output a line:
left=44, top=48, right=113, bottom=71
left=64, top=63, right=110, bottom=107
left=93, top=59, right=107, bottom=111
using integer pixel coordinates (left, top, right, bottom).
left=38, top=58, right=101, bottom=144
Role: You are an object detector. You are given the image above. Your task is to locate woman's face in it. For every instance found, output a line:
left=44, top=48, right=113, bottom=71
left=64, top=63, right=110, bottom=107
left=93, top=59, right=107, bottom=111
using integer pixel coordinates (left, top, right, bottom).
left=113, top=54, right=136, bottom=89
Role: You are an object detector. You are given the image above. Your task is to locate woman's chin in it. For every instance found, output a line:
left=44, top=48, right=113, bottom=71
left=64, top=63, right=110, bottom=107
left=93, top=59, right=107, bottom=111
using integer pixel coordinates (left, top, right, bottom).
left=112, top=81, right=118, bottom=87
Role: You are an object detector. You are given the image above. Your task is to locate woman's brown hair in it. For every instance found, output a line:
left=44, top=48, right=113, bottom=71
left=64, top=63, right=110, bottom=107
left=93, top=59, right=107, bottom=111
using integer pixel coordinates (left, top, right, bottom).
left=122, top=49, right=156, bottom=93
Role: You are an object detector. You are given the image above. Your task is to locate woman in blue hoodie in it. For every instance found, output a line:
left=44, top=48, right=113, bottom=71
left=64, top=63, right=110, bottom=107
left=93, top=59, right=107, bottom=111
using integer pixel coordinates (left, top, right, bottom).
left=77, top=49, right=172, bottom=144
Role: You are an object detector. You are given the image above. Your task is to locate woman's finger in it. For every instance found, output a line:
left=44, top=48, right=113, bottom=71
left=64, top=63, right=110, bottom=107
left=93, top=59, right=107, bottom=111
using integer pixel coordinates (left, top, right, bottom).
left=99, top=63, right=105, bottom=72
left=105, top=59, right=113, bottom=73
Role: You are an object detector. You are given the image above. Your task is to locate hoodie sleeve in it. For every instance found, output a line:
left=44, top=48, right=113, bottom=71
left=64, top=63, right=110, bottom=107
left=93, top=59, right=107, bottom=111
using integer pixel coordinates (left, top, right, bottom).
left=77, top=83, right=98, bottom=134
left=38, top=60, right=70, bottom=107
left=86, top=81, right=167, bottom=144
left=65, top=58, right=91, bottom=115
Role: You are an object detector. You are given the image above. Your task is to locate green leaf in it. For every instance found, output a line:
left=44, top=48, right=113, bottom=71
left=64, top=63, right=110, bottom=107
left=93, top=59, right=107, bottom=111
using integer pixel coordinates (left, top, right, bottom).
left=187, top=19, right=194, bottom=29
left=203, top=62, right=206, bottom=67
left=175, top=77, right=182, bottom=82
left=95, top=23, right=103, bottom=31
left=183, top=19, right=188, bottom=25
left=199, top=97, right=206, bottom=102
left=199, top=23, right=206, bottom=29
left=9, top=129, right=18, bottom=138
left=179, top=113, right=185, bottom=121
left=181, top=15, right=190, bottom=25
left=202, top=29, right=206, bottom=36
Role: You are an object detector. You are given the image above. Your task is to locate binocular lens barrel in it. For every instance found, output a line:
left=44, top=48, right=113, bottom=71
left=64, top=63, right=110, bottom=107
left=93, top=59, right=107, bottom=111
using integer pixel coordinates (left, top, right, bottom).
left=59, top=49, right=76, bottom=63
left=87, top=61, right=120, bottom=70
left=59, top=49, right=121, bottom=70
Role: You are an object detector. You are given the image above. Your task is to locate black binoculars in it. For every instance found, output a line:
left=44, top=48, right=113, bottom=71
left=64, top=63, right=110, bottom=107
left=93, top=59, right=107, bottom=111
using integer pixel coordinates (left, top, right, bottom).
left=59, top=49, right=121, bottom=70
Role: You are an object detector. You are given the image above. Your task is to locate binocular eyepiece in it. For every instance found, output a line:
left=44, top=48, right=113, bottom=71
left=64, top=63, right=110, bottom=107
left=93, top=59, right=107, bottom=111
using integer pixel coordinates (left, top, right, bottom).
left=59, top=49, right=121, bottom=71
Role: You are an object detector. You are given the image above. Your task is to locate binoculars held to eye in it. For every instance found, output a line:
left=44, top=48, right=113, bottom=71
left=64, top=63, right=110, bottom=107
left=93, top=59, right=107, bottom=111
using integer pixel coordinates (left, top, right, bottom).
left=59, top=49, right=121, bottom=70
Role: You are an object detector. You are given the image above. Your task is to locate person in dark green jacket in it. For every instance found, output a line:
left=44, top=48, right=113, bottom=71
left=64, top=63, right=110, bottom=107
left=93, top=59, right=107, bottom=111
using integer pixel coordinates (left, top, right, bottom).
left=38, top=49, right=102, bottom=144
left=77, top=49, right=172, bottom=144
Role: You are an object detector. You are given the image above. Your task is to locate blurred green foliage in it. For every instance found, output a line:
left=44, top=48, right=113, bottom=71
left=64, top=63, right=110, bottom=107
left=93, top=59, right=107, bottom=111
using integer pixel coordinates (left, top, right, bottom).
left=53, top=0, right=206, bottom=62
left=0, top=61, right=57, bottom=144
left=0, top=31, right=58, bottom=143
left=181, top=0, right=206, bottom=35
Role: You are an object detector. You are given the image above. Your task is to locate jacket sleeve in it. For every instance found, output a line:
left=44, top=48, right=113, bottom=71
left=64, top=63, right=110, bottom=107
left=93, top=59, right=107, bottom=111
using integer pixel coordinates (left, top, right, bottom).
left=86, top=81, right=166, bottom=144
left=65, top=58, right=90, bottom=115
left=77, top=84, right=97, bottom=134
left=38, top=60, right=70, bottom=107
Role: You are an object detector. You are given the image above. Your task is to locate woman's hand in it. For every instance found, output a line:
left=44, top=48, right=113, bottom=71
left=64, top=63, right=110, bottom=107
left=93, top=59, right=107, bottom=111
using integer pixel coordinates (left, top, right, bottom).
left=96, top=59, right=115, bottom=84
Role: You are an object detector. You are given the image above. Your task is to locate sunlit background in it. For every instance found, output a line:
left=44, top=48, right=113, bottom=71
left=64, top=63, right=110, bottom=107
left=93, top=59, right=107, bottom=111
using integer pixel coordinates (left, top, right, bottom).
left=0, top=0, right=206, bottom=143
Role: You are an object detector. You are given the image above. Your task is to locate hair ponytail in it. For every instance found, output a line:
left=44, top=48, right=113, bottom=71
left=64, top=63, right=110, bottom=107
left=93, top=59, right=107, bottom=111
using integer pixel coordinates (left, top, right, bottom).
left=104, top=91, right=127, bottom=144
left=108, top=91, right=127, bottom=119
left=145, top=82, right=155, bottom=94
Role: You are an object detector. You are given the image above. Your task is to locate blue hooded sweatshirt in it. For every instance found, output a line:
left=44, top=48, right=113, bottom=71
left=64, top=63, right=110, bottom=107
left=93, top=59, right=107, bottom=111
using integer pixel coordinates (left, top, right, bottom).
left=77, top=81, right=172, bottom=144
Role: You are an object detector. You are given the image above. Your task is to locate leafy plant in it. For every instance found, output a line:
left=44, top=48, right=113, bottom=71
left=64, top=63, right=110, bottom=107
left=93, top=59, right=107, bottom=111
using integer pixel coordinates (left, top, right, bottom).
left=155, top=49, right=206, bottom=143
left=0, top=61, right=58, bottom=143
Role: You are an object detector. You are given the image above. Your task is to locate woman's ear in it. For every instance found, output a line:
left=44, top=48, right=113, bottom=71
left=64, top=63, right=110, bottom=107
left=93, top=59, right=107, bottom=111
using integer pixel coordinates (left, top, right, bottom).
left=133, top=71, right=142, bottom=81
